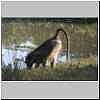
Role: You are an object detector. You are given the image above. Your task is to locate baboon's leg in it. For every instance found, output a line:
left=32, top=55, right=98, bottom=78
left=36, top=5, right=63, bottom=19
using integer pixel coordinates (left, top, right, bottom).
left=50, top=54, right=59, bottom=68
left=53, top=53, right=59, bottom=67
left=27, top=61, right=33, bottom=70
left=42, top=61, right=46, bottom=68
left=34, top=63, right=40, bottom=68
left=51, top=59, right=54, bottom=68
left=41, top=58, right=47, bottom=68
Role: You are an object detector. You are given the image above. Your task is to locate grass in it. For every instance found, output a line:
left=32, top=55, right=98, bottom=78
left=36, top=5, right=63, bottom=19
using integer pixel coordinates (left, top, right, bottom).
left=2, top=65, right=98, bottom=81
left=2, top=57, right=98, bottom=81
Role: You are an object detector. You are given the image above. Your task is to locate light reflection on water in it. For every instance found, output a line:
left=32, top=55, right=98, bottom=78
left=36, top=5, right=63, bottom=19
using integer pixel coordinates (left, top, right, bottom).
left=2, top=48, right=72, bottom=69
left=2, top=48, right=28, bottom=69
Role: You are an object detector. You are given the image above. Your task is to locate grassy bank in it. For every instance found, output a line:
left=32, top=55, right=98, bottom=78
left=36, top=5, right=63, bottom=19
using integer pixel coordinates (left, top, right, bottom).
left=2, top=62, right=98, bottom=81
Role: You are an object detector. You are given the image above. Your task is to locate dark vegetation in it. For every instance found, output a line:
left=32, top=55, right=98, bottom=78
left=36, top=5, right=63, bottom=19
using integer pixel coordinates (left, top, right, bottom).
left=2, top=63, right=98, bottom=81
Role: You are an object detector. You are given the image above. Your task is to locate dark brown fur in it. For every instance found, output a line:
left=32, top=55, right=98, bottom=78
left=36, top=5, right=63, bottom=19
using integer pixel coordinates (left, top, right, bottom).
left=25, top=28, right=66, bottom=69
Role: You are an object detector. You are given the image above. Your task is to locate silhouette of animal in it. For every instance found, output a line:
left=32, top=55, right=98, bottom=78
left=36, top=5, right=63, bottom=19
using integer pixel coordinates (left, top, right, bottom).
left=25, top=28, right=68, bottom=69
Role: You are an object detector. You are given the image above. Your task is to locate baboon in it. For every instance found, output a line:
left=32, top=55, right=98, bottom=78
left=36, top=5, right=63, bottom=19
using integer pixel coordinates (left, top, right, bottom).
left=25, top=28, right=68, bottom=69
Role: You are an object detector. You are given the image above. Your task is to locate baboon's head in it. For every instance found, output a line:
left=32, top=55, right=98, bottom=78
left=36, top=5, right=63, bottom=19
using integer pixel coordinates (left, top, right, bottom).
left=56, top=28, right=65, bottom=38
left=56, top=28, right=66, bottom=34
left=55, top=28, right=66, bottom=40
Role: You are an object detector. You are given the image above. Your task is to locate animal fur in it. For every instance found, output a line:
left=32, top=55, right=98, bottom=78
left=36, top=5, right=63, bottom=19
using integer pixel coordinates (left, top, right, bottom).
left=25, top=28, right=66, bottom=69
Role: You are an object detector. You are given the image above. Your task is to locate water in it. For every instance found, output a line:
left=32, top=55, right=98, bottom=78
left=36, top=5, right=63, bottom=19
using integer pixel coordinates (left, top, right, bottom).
left=2, top=48, right=28, bottom=69
left=2, top=48, right=74, bottom=69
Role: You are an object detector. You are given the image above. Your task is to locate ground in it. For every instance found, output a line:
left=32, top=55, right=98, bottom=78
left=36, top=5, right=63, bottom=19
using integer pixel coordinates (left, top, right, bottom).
left=2, top=57, right=98, bottom=81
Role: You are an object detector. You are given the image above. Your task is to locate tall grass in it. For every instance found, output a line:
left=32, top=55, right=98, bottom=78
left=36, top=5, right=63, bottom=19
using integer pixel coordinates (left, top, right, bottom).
left=2, top=63, right=98, bottom=81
